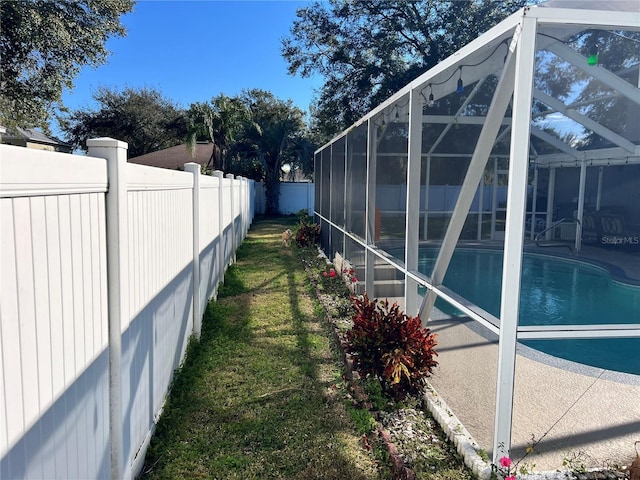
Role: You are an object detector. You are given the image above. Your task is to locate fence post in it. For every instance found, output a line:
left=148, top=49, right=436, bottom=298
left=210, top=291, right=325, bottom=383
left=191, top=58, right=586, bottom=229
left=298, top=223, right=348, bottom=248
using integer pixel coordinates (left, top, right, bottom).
left=246, top=179, right=251, bottom=231
left=236, top=176, right=245, bottom=243
left=184, top=163, right=201, bottom=341
left=213, top=171, right=225, bottom=282
left=226, top=174, right=236, bottom=263
left=249, top=180, right=255, bottom=220
left=87, top=137, right=128, bottom=480
left=241, top=177, right=248, bottom=238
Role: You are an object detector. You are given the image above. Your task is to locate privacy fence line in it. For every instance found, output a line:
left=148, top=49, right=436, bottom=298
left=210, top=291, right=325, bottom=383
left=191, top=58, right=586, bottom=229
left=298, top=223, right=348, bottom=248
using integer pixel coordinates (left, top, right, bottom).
left=0, top=138, right=254, bottom=480
left=254, top=181, right=315, bottom=215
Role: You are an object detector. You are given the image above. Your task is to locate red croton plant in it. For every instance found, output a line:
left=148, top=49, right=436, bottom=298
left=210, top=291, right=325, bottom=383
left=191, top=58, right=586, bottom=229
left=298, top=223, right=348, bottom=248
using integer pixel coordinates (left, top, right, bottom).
left=346, top=293, right=438, bottom=400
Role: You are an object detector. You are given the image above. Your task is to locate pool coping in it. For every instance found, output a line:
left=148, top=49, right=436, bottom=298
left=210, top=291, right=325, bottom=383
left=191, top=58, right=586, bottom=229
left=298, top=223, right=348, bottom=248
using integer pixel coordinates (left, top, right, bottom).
left=434, top=312, right=640, bottom=387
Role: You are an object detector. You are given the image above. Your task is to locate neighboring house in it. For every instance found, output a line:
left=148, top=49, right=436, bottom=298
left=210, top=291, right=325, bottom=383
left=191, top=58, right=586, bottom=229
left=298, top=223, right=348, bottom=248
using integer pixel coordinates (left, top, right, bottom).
left=128, top=142, right=214, bottom=170
left=0, top=126, right=72, bottom=153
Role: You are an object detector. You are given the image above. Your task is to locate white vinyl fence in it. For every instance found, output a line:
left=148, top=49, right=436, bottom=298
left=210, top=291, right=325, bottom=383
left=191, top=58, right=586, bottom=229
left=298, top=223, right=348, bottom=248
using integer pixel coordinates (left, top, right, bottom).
left=0, top=138, right=254, bottom=480
left=254, top=181, right=314, bottom=215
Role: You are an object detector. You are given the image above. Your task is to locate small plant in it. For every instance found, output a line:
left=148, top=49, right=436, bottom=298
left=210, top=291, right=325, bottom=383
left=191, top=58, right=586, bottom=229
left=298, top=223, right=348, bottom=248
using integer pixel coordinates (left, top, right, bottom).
left=295, top=220, right=320, bottom=247
left=361, top=375, right=388, bottom=411
left=477, top=449, right=489, bottom=462
left=332, top=296, right=353, bottom=318
left=346, top=403, right=377, bottom=435
left=320, top=267, right=348, bottom=295
left=295, top=209, right=312, bottom=225
left=318, top=266, right=357, bottom=299
left=346, top=293, right=438, bottom=400
left=518, top=462, right=534, bottom=476
left=562, top=450, right=589, bottom=474
left=342, top=267, right=358, bottom=294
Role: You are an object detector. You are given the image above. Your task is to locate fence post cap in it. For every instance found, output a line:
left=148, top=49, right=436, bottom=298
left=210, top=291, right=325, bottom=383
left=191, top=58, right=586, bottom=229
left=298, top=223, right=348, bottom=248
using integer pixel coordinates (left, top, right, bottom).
left=86, top=137, right=128, bottom=149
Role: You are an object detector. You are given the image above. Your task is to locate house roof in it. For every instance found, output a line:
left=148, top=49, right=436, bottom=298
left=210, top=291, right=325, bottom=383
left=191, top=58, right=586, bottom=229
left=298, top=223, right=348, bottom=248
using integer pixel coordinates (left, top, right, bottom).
left=128, top=142, right=214, bottom=170
left=1, top=127, right=71, bottom=148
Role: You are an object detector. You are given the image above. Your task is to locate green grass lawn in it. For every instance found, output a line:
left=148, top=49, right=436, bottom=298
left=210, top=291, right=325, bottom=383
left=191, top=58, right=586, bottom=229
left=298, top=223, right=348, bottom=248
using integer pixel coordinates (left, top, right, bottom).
left=140, top=217, right=390, bottom=479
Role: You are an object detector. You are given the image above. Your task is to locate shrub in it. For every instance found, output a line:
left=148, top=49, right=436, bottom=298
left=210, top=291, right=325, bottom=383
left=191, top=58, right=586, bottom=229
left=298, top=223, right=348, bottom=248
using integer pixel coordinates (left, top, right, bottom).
left=319, top=266, right=346, bottom=294
left=295, top=209, right=312, bottom=225
left=295, top=221, right=320, bottom=247
left=346, top=293, right=438, bottom=400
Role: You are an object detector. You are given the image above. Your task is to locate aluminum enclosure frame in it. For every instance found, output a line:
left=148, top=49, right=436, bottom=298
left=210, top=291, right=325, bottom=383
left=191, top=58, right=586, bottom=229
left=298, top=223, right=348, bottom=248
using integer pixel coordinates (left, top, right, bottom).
left=313, top=2, right=640, bottom=465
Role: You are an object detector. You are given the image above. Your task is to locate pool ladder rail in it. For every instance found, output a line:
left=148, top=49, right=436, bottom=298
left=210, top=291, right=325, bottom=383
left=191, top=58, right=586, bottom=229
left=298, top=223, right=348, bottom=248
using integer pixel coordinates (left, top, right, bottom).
left=534, top=217, right=581, bottom=254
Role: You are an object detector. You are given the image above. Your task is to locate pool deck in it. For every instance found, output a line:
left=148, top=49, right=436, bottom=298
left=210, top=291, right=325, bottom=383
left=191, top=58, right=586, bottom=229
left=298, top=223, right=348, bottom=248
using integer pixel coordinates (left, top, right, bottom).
left=426, top=312, right=640, bottom=473
left=379, top=242, right=640, bottom=472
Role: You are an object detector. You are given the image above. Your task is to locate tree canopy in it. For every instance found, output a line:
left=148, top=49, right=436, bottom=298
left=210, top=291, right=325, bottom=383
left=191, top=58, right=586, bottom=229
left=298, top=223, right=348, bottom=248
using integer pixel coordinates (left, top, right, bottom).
left=282, top=0, right=531, bottom=138
left=0, top=0, right=134, bottom=131
left=184, top=90, right=314, bottom=213
left=61, top=86, right=186, bottom=157
left=533, top=29, right=640, bottom=150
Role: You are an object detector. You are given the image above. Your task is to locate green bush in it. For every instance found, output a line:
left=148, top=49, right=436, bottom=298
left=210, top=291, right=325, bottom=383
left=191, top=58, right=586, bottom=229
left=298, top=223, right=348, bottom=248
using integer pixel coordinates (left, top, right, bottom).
left=295, top=209, right=312, bottom=225
left=295, top=221, right=320, bottom=247
left=346, top=404, right=377, bottom=435
left=346, top=293, right=438, bottom=400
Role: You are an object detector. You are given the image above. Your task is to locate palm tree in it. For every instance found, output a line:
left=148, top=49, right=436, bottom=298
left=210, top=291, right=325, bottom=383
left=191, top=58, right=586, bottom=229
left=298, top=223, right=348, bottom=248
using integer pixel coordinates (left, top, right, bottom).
left=185, top=95, right=244, bottom=171
left=234, top=89, right=309, bottom=214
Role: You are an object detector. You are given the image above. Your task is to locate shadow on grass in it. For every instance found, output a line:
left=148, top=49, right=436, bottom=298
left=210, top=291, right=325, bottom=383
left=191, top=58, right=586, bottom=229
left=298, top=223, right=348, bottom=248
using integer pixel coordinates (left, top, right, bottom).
left=141, top=217, right=384, bottom=480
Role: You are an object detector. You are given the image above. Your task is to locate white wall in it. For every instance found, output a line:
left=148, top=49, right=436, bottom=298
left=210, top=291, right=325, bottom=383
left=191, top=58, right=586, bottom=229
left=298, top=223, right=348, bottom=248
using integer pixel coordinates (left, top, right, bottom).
left=279, top=182, right=314, bottom=215
left=254, top=182, right=315, bottom=215
left=0, top=142, right=254, bottom=480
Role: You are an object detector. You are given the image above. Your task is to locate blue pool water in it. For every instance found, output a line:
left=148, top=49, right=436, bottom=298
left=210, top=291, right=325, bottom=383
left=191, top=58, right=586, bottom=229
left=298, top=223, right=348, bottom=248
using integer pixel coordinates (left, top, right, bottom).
left=417, top=249, right=640, bottom=375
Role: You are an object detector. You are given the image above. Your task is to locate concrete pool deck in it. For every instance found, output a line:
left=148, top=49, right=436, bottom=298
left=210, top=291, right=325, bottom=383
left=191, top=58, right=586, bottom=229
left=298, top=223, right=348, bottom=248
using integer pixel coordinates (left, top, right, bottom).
left=369, top=240, right=639, bottom=472
left=426, top=312, right=640, bottom=473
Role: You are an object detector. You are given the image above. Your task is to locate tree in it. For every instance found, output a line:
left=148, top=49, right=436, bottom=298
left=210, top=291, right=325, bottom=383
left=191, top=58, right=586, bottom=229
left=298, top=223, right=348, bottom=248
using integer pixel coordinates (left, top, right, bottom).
left=0, top=0, right=134, bottom=131
left=185, top=95, right=245, bottom=172
left=61, top=87, right=186, bottom=157
left=233, top=89, right=310, bottom=214
left=282, top=0, right=531, bottom=138
left=185, top=91, right=315, bottom=201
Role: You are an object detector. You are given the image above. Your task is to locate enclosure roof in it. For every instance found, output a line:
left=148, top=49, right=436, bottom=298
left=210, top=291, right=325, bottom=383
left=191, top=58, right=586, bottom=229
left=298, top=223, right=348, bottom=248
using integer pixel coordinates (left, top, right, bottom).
left=537, top=0, right=640, bottom=12
left=317, top=1, right=640, bottom=167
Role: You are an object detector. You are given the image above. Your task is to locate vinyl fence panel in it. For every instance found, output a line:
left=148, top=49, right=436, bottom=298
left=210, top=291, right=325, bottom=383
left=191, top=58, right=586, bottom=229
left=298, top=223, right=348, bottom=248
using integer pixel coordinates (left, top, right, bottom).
left=1, top=146, right=110, bottom=479
left=122, top=163, right=194, bottom=476
left=0, top=140, right=254, bottom=480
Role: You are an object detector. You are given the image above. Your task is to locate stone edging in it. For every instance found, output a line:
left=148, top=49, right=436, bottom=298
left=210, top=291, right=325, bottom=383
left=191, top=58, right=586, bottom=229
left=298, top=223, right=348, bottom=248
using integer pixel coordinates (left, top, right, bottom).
left=421, top=384, right=492, bottom=479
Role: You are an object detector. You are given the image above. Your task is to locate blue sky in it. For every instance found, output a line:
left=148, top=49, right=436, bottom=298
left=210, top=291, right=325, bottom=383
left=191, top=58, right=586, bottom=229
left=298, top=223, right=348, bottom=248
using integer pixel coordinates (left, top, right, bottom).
left=60, top=0, right=322, bottom=118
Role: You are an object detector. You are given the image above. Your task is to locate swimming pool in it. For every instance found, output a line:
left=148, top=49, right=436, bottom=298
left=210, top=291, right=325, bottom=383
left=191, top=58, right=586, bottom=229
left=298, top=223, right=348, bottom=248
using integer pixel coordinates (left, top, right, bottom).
left=416, top=248, right=640, bottom=375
